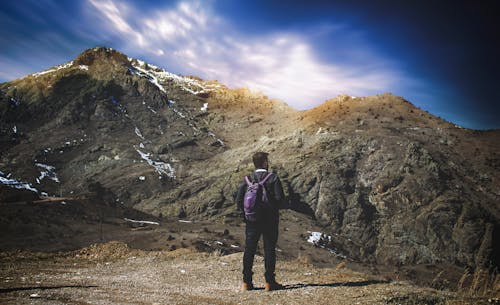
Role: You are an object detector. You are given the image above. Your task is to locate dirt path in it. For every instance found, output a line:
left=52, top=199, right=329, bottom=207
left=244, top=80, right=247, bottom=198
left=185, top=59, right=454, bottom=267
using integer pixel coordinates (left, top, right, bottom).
left=2, top=242, right=488, bottom=305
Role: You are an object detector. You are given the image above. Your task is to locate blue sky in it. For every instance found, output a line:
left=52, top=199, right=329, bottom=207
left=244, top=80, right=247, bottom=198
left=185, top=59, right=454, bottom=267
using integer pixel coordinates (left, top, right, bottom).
left=0, top=0, right=498, bottom=129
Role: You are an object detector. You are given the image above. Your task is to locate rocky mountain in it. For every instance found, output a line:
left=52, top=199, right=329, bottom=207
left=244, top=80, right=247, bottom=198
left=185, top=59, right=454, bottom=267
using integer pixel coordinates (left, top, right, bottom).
left=1, top=47, right=498, bottom=272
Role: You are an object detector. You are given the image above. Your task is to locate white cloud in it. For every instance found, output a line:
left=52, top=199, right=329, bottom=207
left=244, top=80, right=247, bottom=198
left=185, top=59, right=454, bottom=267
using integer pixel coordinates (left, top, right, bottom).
left=88, top=0, right=145, bottom=46
left=87, top=0, right=407, bottom=109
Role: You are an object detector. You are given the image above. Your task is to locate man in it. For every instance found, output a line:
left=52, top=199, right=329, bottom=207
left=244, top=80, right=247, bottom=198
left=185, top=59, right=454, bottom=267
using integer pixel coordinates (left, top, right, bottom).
left=235, top=151, right=286, bottom=291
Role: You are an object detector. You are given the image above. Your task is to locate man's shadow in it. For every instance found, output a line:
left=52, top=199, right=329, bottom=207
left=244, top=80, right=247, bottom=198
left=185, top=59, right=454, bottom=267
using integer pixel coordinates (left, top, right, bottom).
left=249, top=280, right=388, bottom=291
left=284, top=279, right=389, bottom=290
left=252, top=280, right=388, bottom=291
left=0, top=285, right=98, bottom=293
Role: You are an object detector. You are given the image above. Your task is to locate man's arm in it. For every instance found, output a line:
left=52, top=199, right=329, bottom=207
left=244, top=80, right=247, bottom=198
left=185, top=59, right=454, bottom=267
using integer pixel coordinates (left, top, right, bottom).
left=273, top=176, right=287, bottom=209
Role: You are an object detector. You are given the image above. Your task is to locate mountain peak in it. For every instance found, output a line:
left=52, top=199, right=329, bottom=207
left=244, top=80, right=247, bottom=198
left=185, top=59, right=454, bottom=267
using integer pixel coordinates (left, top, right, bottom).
left=74, top=47, right=130, bottom=67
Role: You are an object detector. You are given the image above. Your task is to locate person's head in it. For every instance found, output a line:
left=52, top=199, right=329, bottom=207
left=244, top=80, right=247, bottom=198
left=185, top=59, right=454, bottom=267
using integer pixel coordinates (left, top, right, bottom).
left=252, top=152, right=269, bottom=170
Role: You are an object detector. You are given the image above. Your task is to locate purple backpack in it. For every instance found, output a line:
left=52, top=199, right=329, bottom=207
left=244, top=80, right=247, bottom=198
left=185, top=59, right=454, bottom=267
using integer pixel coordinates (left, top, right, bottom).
left=243, top=172, right=273, bottom=222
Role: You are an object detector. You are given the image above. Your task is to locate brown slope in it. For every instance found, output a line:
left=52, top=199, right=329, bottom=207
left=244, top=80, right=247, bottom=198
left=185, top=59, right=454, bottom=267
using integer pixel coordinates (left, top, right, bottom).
left=300, top=93, right=455, bottom=129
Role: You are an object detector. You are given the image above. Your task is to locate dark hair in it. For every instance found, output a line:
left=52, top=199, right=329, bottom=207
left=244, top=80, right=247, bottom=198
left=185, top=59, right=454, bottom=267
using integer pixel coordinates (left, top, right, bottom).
left=252, top=152, right=269, bottom=169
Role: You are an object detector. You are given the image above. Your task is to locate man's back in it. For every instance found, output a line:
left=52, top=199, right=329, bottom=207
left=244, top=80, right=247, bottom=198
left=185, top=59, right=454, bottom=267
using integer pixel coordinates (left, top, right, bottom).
left=236, top=170, right=285, bottom=224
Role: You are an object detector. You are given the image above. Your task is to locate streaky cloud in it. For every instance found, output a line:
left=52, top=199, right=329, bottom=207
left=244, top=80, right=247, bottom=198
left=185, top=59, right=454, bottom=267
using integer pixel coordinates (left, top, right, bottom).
left=87, top=0, right=410, bottom=108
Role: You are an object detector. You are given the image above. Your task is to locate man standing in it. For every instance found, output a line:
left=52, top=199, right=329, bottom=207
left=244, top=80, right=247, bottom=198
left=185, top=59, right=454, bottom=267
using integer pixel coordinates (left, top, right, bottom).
left=236, top=152, right=285, bottom=291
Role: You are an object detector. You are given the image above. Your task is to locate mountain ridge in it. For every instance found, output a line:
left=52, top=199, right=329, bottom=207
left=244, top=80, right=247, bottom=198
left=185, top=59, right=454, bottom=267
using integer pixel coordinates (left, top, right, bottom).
left=0, top=47, right=498, bottom=272
left=6, top=47, right=489, bottom=130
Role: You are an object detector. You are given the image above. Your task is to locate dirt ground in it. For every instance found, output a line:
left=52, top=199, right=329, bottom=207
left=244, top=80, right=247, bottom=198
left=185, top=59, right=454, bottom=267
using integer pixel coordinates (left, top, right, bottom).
left=0, top=242, right=480, bottom=305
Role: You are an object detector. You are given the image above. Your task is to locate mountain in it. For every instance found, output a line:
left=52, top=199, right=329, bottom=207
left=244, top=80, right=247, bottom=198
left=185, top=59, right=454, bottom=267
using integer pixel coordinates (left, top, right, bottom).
left=0, top=47, right=498, bottom=272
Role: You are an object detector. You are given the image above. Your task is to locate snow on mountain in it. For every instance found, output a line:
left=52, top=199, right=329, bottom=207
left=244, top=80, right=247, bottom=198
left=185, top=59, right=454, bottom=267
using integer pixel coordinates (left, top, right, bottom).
left=35, top=163, right=60, bottom=183
left=136, top=149, right=176, bottom=179
left=128, top=57, right=221, bottom=96
left=0, top=172, right=38, bottom=192
left=31, top=61, right=74, bottom=78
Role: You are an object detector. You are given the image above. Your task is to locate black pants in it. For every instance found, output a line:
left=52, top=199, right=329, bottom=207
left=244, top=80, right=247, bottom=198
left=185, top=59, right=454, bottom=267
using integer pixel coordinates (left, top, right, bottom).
left=243, top=222, right=279, bottom=283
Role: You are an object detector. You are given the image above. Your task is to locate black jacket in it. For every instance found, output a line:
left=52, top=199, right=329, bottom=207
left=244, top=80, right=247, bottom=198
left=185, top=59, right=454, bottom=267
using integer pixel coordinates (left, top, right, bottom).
left=235, top=170, right=286, bottom=225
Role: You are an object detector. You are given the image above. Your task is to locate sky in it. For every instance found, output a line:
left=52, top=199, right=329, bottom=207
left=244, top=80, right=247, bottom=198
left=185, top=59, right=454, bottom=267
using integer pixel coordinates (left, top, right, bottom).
left=0, top=0, right=499, bottom=129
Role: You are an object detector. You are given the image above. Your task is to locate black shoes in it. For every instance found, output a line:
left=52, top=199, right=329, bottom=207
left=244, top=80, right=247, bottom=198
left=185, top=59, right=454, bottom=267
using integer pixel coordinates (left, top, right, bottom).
left=242, top=281, right=284, bottom=291
left=264, top=281, right=284, bottom=291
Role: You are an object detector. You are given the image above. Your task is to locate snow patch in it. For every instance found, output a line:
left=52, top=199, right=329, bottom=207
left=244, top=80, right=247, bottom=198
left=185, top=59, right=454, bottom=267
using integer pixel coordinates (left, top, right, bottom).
left=32, top=61, right=73, bottom=77
left=306, top=231, right=347, bottom=259
left=129, top=57, right=221, bottom=96
left=172, top=108, right=186, bottom=119
left=208, top=131, right=225, bottom=147
left=35, top=163, right=60, bottom=183
left=307, top=231, right=326, bottom=244
left=124, top=218, right=159, bottom=225
left=134, top=127, right=145, bottom=140
left=129, top=65, right=166, bottom=93
left=200, top=103, right=208, bottom=113
left=0, top=171, right=38, bottom=192
left=136, top=149, right=175, bottom=178
left=78, top=65, right=89, bottom=71
left=316, top=127, right=328, bottom=135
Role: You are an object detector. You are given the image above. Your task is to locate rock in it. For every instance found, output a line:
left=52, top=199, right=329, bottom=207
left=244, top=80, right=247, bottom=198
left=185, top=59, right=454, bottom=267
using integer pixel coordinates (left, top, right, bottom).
left=0, top=185, right=39, bottom=202
left=171, top=138, right=197, bottom=149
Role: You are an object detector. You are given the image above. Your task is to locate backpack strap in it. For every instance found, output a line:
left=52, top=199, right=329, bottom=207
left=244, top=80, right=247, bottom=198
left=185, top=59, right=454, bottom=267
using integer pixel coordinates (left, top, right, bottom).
left=245, top=172, right=273, bottom=186
left=258, top=172, right=274, bottom=186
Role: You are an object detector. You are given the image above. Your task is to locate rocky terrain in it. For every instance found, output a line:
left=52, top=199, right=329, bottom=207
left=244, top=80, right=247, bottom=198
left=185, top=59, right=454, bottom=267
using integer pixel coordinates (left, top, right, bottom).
left=2, top=241, right=498, bottom=305
left=1, top=47, right=499, bottom=290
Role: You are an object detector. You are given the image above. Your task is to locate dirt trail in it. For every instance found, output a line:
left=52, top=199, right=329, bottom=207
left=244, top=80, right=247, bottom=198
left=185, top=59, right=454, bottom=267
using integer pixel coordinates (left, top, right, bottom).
left=1, top=242, right=492, bottom=305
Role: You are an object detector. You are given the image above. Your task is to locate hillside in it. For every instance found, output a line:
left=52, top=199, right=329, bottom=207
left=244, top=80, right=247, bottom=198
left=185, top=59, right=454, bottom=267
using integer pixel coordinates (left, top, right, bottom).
left=0, top=47, right=499, bottom=276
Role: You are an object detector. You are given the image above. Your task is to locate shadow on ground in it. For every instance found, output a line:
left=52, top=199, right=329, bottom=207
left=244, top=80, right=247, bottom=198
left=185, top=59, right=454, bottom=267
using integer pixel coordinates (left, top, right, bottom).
left=283, top=280, right=389, bottom=290
left=0, top=285, right=98, bottom=293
